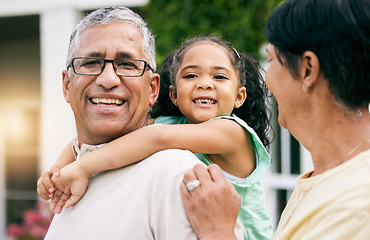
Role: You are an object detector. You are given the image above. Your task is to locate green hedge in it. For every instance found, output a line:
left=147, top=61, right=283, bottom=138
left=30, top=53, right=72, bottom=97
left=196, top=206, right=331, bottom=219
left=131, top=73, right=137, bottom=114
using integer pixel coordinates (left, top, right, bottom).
left=142, top=0, right=282, bottom=66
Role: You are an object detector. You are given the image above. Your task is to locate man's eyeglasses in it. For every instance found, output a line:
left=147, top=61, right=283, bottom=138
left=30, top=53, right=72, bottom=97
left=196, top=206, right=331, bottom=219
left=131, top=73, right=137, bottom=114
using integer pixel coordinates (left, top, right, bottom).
left=68, top=57, right=154, bottom=77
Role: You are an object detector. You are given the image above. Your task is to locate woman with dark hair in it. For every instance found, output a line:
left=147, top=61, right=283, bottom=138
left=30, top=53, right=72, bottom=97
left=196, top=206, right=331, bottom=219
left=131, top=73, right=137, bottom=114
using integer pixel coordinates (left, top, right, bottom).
left=180, top=0, right=370, bottom=239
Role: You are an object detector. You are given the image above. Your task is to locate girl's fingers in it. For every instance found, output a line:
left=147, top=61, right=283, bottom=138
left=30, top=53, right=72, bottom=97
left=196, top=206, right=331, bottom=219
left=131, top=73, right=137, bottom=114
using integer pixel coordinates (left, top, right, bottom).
left=37, top=177, right=50, bottom=200
left=50, top=189, right=63, bottom=211
left=51, top=165, right=61, bottom=177
left=51, top=189, right=71, bottom=214
left=41, top=171, right=54, bottom=192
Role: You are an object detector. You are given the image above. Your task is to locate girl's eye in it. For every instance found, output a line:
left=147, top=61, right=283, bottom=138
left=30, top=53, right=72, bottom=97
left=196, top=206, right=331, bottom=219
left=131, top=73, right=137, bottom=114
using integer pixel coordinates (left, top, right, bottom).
left=214, top=75, right=228, bottom=80
left=183, top=74, right=198, bottom=79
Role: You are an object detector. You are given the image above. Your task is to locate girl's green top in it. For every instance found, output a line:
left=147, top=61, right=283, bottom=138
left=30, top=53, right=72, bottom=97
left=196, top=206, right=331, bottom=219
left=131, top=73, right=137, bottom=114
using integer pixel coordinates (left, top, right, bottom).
left=155, top=114, right=272, bottom=240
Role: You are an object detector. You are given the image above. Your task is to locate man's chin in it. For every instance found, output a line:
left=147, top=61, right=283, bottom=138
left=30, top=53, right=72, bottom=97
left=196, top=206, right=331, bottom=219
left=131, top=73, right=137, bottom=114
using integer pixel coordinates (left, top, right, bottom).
left=81, top=124, right=127, bottom=144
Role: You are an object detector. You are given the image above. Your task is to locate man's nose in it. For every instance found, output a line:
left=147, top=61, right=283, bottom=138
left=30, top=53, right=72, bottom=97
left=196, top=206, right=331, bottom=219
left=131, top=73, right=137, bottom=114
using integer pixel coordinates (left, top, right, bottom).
left=95, top=62, right=121, bottom=89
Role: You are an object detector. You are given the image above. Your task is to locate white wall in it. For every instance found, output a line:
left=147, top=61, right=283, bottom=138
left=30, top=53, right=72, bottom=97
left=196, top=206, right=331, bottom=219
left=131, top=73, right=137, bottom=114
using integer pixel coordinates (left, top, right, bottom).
left=39, top=7, right=80, bottom=173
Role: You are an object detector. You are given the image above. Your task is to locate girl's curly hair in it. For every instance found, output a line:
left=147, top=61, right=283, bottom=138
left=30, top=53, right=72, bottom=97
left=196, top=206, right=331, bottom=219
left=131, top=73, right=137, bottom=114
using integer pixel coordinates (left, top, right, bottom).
left=150, top=36, right=271, bottom=147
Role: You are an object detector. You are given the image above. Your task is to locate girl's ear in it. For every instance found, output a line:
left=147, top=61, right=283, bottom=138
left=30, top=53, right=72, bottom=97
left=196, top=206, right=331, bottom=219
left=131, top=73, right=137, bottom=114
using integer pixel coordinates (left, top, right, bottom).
left=234, top=87, right=247, bottom=108
left=169, top=85, right=178, bottom=106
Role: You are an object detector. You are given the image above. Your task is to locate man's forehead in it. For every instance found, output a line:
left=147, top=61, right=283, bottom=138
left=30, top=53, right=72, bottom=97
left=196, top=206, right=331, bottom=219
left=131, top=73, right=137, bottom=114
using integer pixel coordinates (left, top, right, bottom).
left=75, top=22, right=145, bottom=59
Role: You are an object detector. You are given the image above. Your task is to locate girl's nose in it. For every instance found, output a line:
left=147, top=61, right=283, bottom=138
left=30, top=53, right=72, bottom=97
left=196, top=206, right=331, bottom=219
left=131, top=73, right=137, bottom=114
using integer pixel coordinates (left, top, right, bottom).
left=196, top=79, right=214, bottom=90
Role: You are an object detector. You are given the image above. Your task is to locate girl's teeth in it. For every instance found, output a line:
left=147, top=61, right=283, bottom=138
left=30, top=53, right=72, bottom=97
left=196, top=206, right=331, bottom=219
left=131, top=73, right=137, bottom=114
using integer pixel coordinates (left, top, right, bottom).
left=195, top=99, right=215, bottom=104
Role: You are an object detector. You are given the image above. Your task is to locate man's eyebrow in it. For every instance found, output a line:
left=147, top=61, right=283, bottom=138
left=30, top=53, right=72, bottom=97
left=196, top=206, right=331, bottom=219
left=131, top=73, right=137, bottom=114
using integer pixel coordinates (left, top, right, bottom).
left=83, top=52, right=135, bottom=59
left=116, top=52, right=135, bottom=59
left=85, top=52, right=104, bottom=58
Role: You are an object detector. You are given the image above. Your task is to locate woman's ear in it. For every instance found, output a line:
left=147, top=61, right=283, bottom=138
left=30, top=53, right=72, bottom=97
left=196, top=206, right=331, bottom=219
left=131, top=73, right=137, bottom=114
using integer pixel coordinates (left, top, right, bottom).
left=234, top=87, right=247, bottom=108
left=301, top=51, right=320, bottom=92
left=169, top=85, right=178, bottom=106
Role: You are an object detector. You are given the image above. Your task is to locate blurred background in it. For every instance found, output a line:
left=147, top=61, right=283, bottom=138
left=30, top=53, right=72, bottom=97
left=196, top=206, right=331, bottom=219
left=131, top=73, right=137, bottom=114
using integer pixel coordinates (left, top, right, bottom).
left=0, top=0, right=313, bottom=238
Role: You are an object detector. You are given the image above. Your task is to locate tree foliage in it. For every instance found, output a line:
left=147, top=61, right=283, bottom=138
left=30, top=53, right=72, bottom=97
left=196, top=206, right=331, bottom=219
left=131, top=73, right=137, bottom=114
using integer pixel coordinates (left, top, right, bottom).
left=142, top=0, right=282, bottom=65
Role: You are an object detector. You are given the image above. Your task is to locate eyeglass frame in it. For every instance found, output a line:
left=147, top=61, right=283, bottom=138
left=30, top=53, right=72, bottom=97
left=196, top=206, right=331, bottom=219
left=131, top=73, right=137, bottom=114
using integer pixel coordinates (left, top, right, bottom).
left=67, top=57, right=154, bottom=77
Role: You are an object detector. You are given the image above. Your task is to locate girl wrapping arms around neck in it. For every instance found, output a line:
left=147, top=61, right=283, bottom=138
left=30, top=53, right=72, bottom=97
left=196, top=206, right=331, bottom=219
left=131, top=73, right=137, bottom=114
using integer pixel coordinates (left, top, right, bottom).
left=38, top=36, right=273, bottom=239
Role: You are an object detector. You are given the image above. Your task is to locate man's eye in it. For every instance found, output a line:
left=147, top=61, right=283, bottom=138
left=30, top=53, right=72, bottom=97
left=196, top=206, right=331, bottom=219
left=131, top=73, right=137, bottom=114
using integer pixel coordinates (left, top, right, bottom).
left=116, top=61, right=137, bottom=69
left=82, top=60, right=101, bottom=68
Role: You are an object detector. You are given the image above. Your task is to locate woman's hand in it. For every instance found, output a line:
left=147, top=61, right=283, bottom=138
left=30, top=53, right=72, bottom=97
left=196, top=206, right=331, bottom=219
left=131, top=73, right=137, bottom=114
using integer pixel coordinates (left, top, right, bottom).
left=180, top=163, right=241, bottom=240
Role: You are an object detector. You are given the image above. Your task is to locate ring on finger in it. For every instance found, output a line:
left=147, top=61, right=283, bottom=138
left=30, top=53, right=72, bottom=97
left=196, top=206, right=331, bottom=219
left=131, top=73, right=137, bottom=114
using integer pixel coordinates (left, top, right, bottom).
left=186, top=180, right=200, bottom=192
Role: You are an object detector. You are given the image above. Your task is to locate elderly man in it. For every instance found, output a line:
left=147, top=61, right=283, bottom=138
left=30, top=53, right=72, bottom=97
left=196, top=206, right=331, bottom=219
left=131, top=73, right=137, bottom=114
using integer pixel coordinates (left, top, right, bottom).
left=44, top=6, right=242, bottom=240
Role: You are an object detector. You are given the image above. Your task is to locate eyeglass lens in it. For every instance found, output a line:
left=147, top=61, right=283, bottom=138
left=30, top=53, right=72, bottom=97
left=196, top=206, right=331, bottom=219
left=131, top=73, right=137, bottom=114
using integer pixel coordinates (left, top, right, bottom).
left=73, top=58, right=146, bottom=76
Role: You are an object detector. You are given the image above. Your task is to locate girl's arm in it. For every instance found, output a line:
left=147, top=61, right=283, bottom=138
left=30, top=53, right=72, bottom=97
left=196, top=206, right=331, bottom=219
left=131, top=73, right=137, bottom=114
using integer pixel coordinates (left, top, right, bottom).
left=50, top=119, right=253, bottom=212
left=37, top=140, right=76, bottom=201
left=53, top=140, right=76, bottom=170
left=78, top=118, right=252, bottom=178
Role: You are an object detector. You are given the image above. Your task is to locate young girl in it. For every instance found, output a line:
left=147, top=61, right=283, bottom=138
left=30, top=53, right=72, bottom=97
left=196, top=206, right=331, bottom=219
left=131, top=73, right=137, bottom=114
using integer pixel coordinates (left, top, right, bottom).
left=39, top=36, right=272, bottom=239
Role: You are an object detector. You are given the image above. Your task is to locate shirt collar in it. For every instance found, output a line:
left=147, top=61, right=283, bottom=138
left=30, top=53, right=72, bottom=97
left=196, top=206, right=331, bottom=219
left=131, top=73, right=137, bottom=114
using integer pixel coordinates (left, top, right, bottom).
left=72, top=140, right=105, bottom=160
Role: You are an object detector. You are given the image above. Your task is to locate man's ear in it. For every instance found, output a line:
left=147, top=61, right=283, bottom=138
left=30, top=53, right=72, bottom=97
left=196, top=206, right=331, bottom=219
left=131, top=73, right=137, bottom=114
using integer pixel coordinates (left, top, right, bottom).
left=301, top=51, right=320, bottom=91
left=149, top=73, right=160, bottom=106
left=169, top=85, right=177, bottom=106
left=234, top=87, right=247, bottom=108
left=62, top=70, right=71, bottom=103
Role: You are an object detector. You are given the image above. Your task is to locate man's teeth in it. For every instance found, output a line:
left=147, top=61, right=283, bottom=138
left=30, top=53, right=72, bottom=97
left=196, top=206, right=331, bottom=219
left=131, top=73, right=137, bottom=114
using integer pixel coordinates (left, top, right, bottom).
left=91, top=98, right=123, bottom=105
left=194, top=99, right=216, bottom=104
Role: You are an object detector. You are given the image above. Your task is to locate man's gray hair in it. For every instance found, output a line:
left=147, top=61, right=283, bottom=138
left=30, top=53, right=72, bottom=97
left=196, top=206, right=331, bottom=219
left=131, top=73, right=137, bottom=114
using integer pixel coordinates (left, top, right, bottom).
left=66, top=6, right=156, bottom=71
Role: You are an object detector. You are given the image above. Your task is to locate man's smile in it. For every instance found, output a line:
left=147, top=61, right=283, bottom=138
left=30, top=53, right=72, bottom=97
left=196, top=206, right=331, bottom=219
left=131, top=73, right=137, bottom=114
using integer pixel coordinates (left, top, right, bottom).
left=90, top=98, right=124, bottom=107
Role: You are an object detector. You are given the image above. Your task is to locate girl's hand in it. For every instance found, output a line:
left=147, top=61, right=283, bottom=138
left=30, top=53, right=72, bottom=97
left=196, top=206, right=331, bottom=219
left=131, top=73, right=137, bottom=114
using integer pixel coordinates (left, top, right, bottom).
left=180, top=164, right=241, bottom=240
left=37, top=165, right=61, bottom=201
left=50, top=161, right=90, bottom=214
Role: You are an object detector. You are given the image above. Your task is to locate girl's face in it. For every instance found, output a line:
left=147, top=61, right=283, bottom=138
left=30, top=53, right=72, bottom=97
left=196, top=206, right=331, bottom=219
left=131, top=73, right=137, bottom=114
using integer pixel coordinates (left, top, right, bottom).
left=170, top=42, right=246, bottom=124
